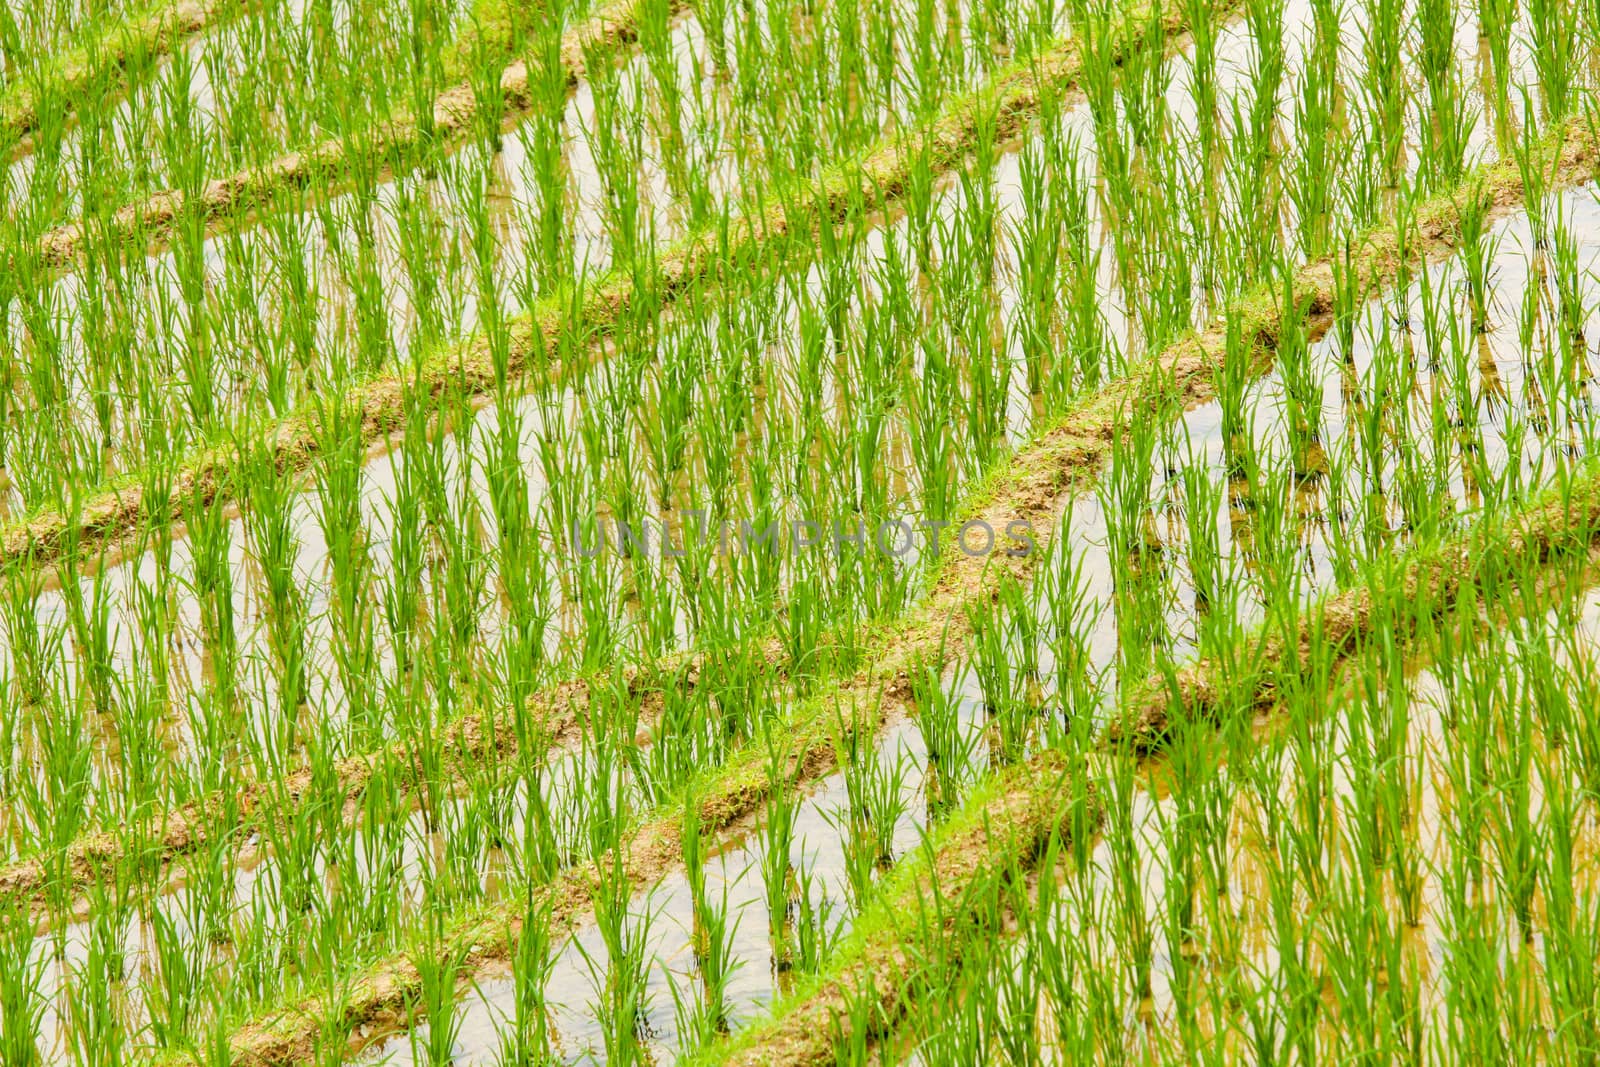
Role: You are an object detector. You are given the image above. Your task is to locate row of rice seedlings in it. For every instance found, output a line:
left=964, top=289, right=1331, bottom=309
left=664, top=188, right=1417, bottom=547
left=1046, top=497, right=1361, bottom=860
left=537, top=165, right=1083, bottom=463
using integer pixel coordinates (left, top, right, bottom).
left=0, top=116, right=1199, bottom=1048
left=203, top=70, right=1600, bottom=1067
left=0, top=0, right=1574, bottom=1017
left=291, top=673, right=1085, bottom=1067
left=0, top=0, right=1074, bottom=513
left=0, top=0, right=1369, bottom=716
left=0, top=0, right=1222, bottom=863
left=1094, top=179, right=1600, bottom=713
left=1, top=0, right=159, bottom=78
left=174, top=643, right=984, bottom=1065
left=0, top=124, right=1109, bottom=1042
left=879, top=520, right=1600, bottom=1064
left=0, top=183, right=1088, bottom=1049
left=714, top=430, right=1600, bottom=1065
left=672, top=55, right=1600, bottom=1066
left=345, top=704, right=945, bottom=1064
left=0, top=128, right=1087, bottom=848
left=0, top=0, right=1587, bottom=1062
left=10, top=0, right=653, bottom=275
left=8, top=0, right=1061, bottom=272
left=0, top=0, right=1235, bottom=574
left=0, top=0, right=244, bottom=143
left=0, top=0, right=1293, bottom=887
left=675, top=748, right=1095, bottom=1067
left=341, top=537, right=1101, bottom=1064
left=137, top=115, right=1433, bottom=1049
left=0, top=0, right=1580, bottom=559
left=3, top=0, right=539, bottom=232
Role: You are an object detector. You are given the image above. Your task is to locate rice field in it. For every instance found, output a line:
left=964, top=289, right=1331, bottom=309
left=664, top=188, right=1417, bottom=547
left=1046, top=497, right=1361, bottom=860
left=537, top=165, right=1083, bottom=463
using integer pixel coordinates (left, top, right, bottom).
left=1, top=0, right=1599, bottom=1062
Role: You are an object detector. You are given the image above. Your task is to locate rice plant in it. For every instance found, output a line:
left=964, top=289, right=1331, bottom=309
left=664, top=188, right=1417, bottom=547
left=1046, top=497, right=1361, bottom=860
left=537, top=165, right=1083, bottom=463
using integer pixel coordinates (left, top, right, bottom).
left=1, top=0, right=1599, bottom=1063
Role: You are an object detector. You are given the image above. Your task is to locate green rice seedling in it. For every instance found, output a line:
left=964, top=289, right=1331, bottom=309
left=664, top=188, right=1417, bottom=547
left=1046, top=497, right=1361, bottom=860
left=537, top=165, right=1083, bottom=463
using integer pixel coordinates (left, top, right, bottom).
left=1180, top=0, right=1221, bottom=173
left=65, top=886, right=131, bottom=1067
left=1544, top=197, right=1592, bottom=357
left=1274, top=273, right=1324, bottom=481
left=1053, top=144, right=1114, bottom=390
left=910, top=655, right=972, bottom=816
left=1530, top=0, right=1581, bottom=122
left=20, top=663, right=90, bottom=867
left=144, top=903, right=209, bottom=1053
left=761, top=736, right=799, bottom=969
left=967, top=592, right=1030, bottom=762
left=828, top=973, right=882, bottom=1066
left=1176, top=445, right=1227, bottom=630
left=238, top=440, right=311, bottom=759
left=2, top=560, right=57, bottom=715
left=585, top=42, right=650, bottom=270
left=640, top=670, right=715, bottom=803
left=0, top=903, right=42, bottom=1066
left=1287, top=0, right=1341, bottom=258
left=1102, top=755, right=1153, bottom=1001
left=1233, top=0, right=1285, bottom=273
left=311, top=396, right=382, bottom=743
left=843, top=725, right=912, bottom=882
left=1360, top=0, right=1409, bottom=185
left=1101, top=413, right=1168, bottom=686
left=1456, top=179, right=1500, bottom=335
left=409, top=904, right=467, bottom=1066
left=1417, top=0, right=1472, bottom=191
left=1122, top=0, right=1173, bottom=155
left=1216, top=314, right=1256, bottom=481
left=1039, top=518, right=1105, bottom=733
left=581, top=689, right=638, bottom=864
left=677, top=787, right=737, bottom=1044
left=791, top=861, right=841, bottom=977
left=1537, top=769, right=1600, bottom=1047
left=1485, top=685, right=1540, bottom=943
left=58, top=544, right=115, bottom=720
left=498, top=894, right=555, bottom=1065
left=583, top=850, right=656, bottom=1067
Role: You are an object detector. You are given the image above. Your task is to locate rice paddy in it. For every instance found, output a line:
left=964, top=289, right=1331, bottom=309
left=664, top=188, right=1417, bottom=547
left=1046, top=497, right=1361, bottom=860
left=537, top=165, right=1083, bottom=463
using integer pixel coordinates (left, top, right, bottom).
left=1, top=0, right=1599, bottom=1063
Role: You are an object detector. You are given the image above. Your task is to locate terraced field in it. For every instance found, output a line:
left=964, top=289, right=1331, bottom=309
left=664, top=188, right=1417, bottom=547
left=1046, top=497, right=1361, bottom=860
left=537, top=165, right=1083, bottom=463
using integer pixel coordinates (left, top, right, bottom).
left=1, top=0, right=1599, bottom=1062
